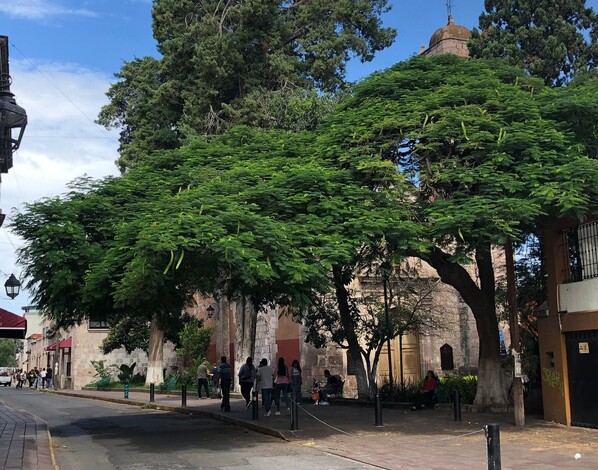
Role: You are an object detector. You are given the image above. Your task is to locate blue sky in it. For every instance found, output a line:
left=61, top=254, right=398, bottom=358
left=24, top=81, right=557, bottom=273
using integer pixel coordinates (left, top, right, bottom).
left=0, top=0, right=597, bottom=314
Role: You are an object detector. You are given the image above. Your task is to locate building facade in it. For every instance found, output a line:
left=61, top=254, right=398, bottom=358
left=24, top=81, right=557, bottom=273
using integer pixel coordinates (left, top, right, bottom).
left=539, top=217, right=598, bottom=427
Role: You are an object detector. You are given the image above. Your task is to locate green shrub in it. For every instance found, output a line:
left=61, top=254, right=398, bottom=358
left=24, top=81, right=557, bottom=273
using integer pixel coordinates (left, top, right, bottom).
left=379, top=378, right=421, bottom=402
left=91, top=360, right=112, bottom=386
left=159, top=374, right=179, bottom=391
left=439, top=374, right=477, bottom=404
left=130, top=373, right=146, bottom=386
left=112, top=362, right=136, bottom=384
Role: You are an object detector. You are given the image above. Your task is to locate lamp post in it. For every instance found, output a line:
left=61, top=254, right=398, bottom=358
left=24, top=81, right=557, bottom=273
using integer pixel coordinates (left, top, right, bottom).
left=381, top=262, right=393, bottom=388
left=4, top=273, right=20, bottom=299
left=0, top=35, right=27, bottom=175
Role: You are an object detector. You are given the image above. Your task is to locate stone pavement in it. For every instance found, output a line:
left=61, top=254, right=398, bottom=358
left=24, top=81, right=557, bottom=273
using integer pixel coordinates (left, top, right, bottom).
left=0, top=401, right=55, bottom=470
left=45, top=388, right=598, bottom=470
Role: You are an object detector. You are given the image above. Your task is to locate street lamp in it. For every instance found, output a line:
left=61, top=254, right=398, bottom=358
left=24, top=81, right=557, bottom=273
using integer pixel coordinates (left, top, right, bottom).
left=0, top=35, right=27, bottom=174
left=206, top=305, right=215, bottom=319
left=4, top=273, right=21, bottom=299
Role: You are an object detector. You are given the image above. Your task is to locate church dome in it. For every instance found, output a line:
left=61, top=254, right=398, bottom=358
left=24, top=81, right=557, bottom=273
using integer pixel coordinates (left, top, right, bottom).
left=429, top=16, right=471, bottom=48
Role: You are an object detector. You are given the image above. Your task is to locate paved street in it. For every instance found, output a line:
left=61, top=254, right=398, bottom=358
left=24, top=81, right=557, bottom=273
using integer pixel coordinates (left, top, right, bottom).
left=2, top=386, right=598, bottom=469
left=0, top=387, right=372, bottom=470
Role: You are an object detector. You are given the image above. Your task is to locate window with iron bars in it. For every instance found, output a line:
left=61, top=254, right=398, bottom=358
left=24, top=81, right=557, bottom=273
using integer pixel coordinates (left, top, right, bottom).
left=562, top=221, right=598, bottom=283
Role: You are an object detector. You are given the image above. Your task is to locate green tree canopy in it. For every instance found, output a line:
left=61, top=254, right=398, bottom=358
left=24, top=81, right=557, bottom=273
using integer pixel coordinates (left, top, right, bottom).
left=320, top=54, right=598, bottom=406
left=11, top=126, right=415, bottom=391
left=0, top=339, right=16, bottom=367
left=469, top=0, right=598, bottom=86
left=98, top=0, right=395, bottom=170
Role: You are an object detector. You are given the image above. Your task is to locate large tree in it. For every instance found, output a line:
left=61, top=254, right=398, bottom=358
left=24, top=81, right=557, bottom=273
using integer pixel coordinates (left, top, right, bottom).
left=98, top=0, right=395, bottom=170
left=11, top=127, right=414, bottom=394
left=112, top=127, right=415, bottom=398
left=469, top=0, right=598, bottom=86
left=11, top=176, right=199, bottom=384
left=321, top=55, right=598, bottom=407
left=0, top=339, right=17, bottom=367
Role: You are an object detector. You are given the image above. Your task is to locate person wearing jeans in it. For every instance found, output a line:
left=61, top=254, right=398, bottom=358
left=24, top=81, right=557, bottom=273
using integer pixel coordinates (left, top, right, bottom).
left=274, top=357, right=290, bottom=415
left=256, top=358, right=274, bottom=416
left=238, top=357, right=256, bottom=409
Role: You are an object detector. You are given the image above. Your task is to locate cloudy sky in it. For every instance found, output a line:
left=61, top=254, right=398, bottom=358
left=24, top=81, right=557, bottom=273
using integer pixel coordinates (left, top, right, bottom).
left=1, top=0, right=596, bottom=314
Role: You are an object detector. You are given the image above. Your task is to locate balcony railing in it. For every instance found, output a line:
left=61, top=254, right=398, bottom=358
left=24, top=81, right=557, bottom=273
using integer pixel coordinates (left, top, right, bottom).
left=562, top=221, right=598, bottom=283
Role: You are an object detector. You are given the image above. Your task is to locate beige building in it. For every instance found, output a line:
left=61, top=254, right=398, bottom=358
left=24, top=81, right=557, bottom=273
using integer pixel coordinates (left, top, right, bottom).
left=21, top=313, right=179, bottom=390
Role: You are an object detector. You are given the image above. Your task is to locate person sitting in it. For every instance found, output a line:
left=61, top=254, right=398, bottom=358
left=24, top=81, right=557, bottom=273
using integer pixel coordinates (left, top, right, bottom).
left=318, top=369, right=343, bottom=405
left=411, top=370, right=438, bottom=410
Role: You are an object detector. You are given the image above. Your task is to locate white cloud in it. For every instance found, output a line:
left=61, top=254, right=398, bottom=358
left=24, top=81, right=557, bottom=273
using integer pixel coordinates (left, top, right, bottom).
left=0, top=58, right=119, bottom=313
left=0, top=0, right=96, bottom=20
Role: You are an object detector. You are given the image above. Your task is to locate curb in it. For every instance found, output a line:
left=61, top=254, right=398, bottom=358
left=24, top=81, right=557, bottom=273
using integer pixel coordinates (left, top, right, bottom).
left=43, top=390, right=288, bottom=441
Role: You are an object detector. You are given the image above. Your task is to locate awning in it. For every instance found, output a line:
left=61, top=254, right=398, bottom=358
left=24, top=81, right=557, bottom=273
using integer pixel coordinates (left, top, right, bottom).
left=0, top=307, right=27, bottom=339
left=45, top=337, right=72, bottom=351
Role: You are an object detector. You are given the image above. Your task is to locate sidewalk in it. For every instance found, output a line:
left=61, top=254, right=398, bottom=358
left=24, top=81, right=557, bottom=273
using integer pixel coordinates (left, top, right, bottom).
left=0, top=402, right=55, bottom=470
left=46, top=388, right=598, bottom=469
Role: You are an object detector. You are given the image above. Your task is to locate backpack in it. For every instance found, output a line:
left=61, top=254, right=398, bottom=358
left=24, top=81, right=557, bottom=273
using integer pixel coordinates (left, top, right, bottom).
left=239, top=364, right=253, bottom=381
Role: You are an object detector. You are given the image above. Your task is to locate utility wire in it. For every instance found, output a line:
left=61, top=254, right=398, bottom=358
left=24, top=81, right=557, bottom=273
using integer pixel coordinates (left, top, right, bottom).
left=8, top=41, right=118, bottom=145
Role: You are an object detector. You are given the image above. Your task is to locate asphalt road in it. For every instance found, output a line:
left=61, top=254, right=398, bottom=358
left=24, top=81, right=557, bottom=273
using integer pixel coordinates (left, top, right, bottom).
left=0, top=387, right=373, bottom=470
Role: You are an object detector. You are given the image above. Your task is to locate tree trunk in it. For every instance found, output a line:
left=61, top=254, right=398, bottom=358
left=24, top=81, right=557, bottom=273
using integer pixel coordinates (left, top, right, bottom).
left=423, top=246, right=508, bottom=408
left=333, top=265, right=370, bottom=398
left=146, top=315, right=165, bottom=385
left=233, top=297, right=257, bottom=392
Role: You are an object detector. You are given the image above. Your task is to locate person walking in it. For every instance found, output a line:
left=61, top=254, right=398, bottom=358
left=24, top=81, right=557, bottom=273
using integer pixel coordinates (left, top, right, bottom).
left=211, top=364, right=221, bottom=399
left=256, top=358, right=274, bottom=416
left=40, top=368, right=47, bottom=389
left=14, top=369, right=22, bottom=389
left=45, top=367, right=53, bottom=389
left=32, top=367, right=39, bottom=389
left=238, top=357, right=256, bottom=409
left=290, top=360, right=302, bottom=404
left=218, top=356, right=232, bottom=412
left=274, top=357, right=290, bottom=415
left=197, top=360, right=210, bottom=399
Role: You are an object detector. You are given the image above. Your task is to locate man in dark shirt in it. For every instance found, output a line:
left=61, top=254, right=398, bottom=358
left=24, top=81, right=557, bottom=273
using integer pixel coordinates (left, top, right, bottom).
left=218, top=356, right=232, bottom=412
left=319, top=369, right=342, bottom=404
left=45, top=367, right=53, bottom=389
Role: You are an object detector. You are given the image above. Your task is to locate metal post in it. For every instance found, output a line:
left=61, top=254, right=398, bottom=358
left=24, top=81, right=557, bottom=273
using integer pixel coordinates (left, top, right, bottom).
left=382, top=270, right=394, bottom=387
left=252, top=389, right=259, bottom=420
left=374, top=391, right=383, bottom=426
left=291, top=397, right=299, bottom=430
left=181, top=384, right=187, bottom=407
left=150, top=383, right=155, bottom=403
left=124, top=383, right=129, bottom=399
left=485, top=423, right=501, bottom=470
left=505, top=239, right=525, bottom=427
left=453, top=390, right=461, bottom=422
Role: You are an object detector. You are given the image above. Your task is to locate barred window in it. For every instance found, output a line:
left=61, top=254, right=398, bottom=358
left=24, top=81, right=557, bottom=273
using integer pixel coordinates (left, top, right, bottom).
left=562, top=221, right=598, bottom=283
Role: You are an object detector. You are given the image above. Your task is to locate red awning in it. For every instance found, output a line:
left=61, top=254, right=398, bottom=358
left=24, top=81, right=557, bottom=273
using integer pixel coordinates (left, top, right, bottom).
left=45, top=337, right=72, bottom=351
left=0, top=307, right=27, bottom=339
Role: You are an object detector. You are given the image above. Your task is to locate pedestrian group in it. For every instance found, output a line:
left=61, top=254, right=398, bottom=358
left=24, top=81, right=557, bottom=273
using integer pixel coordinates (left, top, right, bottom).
left=13, top=366, right=53, bottom=389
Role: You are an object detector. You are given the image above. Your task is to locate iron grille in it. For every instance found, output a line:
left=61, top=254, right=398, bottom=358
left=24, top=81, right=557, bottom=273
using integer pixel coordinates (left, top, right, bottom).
left=562, top=221, right=598, bottom=283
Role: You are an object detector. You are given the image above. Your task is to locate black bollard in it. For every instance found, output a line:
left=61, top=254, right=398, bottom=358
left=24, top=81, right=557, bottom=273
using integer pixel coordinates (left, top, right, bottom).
left=485, top=423, right=501, bottom=470
left=252, top=389, right=259, bottom=420
left=181, top=384, right=187, bottom=407
left=150, top=383, right=155, bottom=403
left=374, top=391, right=383, bottom=426
left=453, top=390, right=462, bottom=422
left=124, top=383, right=129, bottom=399
left=291, top=398, right=299, bottom=430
